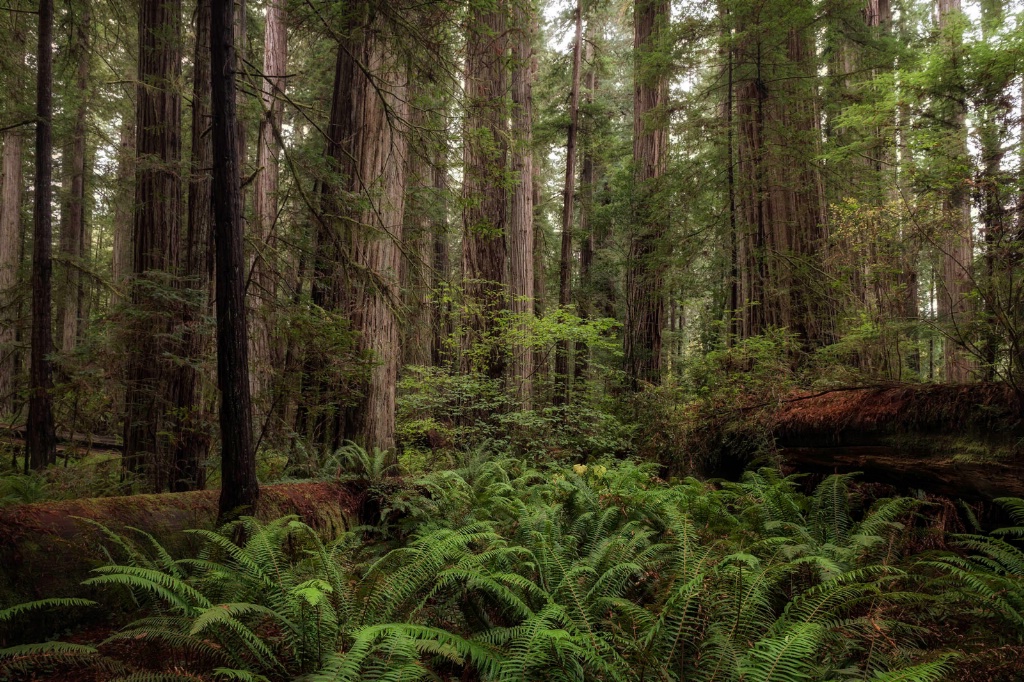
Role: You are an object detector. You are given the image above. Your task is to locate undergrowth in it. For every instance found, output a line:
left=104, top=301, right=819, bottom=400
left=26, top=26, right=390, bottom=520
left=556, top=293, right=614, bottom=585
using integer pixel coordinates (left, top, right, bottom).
left=2, top=456, right=1022, bottom=681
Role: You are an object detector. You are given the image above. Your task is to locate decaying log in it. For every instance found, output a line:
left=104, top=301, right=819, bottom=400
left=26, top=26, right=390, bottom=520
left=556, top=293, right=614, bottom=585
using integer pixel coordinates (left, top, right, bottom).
left=0, top=482, right=360, bottom=607
left=765, top=384, right=1023, bottom=501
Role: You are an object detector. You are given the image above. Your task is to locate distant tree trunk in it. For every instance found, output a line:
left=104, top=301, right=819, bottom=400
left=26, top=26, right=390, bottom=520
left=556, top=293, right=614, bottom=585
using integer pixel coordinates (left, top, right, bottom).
left=0, top=132, right=23, bottom=414
left=719, top=2, right=739, bottom=345
left=532, top=153, right=547, bottom=384
left=402, top=96, right=434, bottom=368
left=431, top=163, right=453, bottom=368
left=123, top=0, right=183, bottom=487
left=509, top=2, right=535, bottom=406
left=325, top=3, right=409, bottom=455
left=462, top=0, right=509, bottom=381
left=212, top=0, right=258, bottom=520
left=234, top=0, right=247, bottom=186
left=576, top=38, right=597, bottom=384
left=935, top=0, right=976, bottom=383
left=110, top=119, right=134, bottom=308
left=976, top=0, right=1007, bottom=382
left=57, top=2, right=91, bottom=355
left=26, top=0, right=56, bottom=469
left=169, top=0, right=214, bottom=493
left=624, top=0, right=670, bottom=390
left=733, top=0, right=830, bottom=349
left=251, top=0, right=286, bottom=424
left=554, top=3, right=583, bottom=404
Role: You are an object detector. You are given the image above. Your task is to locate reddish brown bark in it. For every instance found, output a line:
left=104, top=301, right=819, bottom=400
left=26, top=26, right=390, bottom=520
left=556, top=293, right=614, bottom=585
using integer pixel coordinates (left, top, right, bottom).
left=123, top=0, right=183, bottom=486
left=323, top=3, right=409, bottom=455
left=509, top=2, right=535, bottom=406
left=733, top=0, right=831, bottom=348
left=624, top=0, right=670, bottom=390
left=462, top=0, right=509, bottom=381
left=251, top=0, right=287, bottom=418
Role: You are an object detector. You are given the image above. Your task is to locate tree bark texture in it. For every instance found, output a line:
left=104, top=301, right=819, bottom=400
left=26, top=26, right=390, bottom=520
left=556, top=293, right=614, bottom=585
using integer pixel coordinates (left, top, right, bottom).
left=0, top=132, right=23, bottom=415
left=509, top=2, right=535, bottom=406
left=169, top=0, right=215, bottom=493
left=935, top=0, right=977, bottom=383
left=250, top=0, right=286, bottom=420
left=57, top=2, right=91, bottom=355
left=26, top=0, right=57, bottom=469
left=462, top=0, right=509, bottom=381
left=733, top=0, right=831, bottom=349
left=431, top=163, right=453, bottom=368
left=212, top=0, right=259, bottom=520
left=325, top=5, right=409, bottom=455
left=532, top=151, right=547, bottom=383
left=624, top=0, right=669, bottom=390
left=576, top=37, right=598, bottom=383
left=110, top=119, right=134, bottom=308
left=123, top=0, right=183, bottom=487
left=555, top=4, right=583, bottom=403
left=402, top=95, right=435, bottom=368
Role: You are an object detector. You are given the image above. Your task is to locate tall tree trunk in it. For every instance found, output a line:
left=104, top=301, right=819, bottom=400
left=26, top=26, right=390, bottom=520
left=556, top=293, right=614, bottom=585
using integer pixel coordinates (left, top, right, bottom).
left=462, top=0, right=509, bottom=380
left=110, top=119, right=134, bottom=308
left=720, top=3, right=739, bottom=345
left=936, top=0, right=976, bottom=383
left=169, top=0, right=214, bottom=493
left=532, top=152, right=547, bottom=384
left=212, top=0, right=258, bottom=521
left=509, top=1, right=535, bottom=406
left=0, top=132, right=23, bottom=415
left=976, top=0, right=1007, bottom=382
left=326, top=3, right=409, bottom=455
left=250, top=0, right=286, bottom=425
left=431, top=163, right=453, bottom=368
left=624, top=0, right=670, bottom=390
left=123, top=0, right=183, bottom=487
left=402, top=96, right=434, bottom=368
left=554, top=3, right=583, bottom=404
left=57, top=2, right=91, bottom=354
left=26, top=0, right=56, bottom=469
left=576, top=38, right=598, bottom=383
left=733, top=0, right=830, bottom=349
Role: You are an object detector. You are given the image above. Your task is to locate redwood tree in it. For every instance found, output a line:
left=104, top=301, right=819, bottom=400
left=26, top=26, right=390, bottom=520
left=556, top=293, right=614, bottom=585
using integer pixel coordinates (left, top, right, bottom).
left=26, top=0, right=56, bottom=469
left=170, top=0, right=214, bottom=492
left=251, top=0, right=287, bottom=419
left=555, top=2, right=583, bottom=402
left=57, top=0, right=91, bottom=354
left=211, top=0, right=259, bottom=519
left=324, top=1, right=410, bottom=455
left=509, top=0, right=535, bottom=405
left=624, top=0, right=670, bottom=390
left=462, top=0, right=510, bottom=380
left=123, top=0, right=183, bottom=486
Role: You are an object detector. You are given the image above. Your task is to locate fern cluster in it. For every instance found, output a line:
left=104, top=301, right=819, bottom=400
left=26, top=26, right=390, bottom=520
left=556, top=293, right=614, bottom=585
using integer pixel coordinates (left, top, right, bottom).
left=3, top=455, right=1021, bottom=681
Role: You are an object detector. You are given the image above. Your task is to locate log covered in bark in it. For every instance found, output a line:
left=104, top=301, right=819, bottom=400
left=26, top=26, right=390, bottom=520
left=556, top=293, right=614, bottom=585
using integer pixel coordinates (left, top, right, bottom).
left=767, top=383, right=1023, bottom=501
left=0, top=482, right=359, bottom=607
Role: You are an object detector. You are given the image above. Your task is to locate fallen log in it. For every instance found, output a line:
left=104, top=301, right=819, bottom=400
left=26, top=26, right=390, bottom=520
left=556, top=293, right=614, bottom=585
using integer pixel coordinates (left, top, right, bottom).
left=766, top=383, right=1024, bottom=501
left=0, top=482, right=360, bottom=608
left=1, top=424, right=123, bottom=452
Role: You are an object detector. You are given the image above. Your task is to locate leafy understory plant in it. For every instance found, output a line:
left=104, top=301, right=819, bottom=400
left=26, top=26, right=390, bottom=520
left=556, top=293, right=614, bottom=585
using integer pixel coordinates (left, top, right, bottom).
left=1, top=460, right=1012, bottom=681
